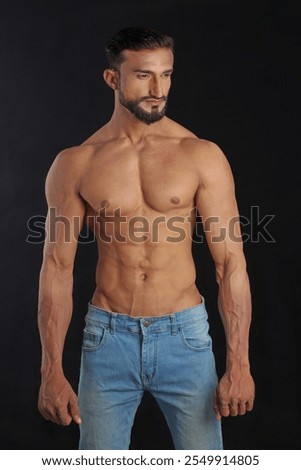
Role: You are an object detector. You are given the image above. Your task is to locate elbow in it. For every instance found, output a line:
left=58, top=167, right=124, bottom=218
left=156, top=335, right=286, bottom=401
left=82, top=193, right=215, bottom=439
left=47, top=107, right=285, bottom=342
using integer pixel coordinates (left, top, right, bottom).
left=41, top=253, right=74, bottom=274
left=39, top=255, right=74, bottom=294
left=215, top=251, right=247, bottom=286
left=38, top=256, right=74, bottom=318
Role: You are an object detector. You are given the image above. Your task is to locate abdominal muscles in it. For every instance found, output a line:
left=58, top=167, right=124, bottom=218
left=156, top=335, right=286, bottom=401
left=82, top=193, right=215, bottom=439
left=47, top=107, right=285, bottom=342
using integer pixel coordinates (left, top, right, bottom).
left=91, top=239, right=201, bottom=316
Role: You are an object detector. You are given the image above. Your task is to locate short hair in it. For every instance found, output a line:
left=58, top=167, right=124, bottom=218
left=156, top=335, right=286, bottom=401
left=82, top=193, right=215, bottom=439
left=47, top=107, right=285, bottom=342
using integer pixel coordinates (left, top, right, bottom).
left=105, top=26, right=174, bottom=70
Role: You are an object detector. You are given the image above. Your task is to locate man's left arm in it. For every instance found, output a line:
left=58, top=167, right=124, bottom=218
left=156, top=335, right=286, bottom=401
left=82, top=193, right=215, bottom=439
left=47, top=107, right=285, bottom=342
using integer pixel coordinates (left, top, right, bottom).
left=195, top=141, right=255, bottom=420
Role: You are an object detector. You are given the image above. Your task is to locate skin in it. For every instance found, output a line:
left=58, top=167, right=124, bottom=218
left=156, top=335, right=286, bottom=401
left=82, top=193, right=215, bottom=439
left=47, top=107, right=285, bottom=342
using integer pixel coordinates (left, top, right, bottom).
left=38, top=47, right=255, bottom=427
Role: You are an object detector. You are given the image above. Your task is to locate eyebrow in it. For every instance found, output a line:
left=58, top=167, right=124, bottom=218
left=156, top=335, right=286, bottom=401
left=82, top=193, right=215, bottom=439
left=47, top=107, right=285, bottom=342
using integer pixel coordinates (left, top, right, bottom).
left=133, top=69, right=174, bottom=74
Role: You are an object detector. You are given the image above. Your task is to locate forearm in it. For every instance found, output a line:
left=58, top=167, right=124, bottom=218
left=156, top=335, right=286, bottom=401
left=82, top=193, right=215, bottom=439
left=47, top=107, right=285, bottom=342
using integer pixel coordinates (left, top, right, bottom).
left=38, top=261, right=73, bottom=377
left=215, top=253, right=252, bottom=373
left=37, top=260, right=82, bottom=426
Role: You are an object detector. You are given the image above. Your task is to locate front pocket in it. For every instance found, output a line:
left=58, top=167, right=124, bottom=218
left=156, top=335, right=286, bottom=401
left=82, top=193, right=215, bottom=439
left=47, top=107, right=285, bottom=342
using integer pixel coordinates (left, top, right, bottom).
left=179, top=320, right=212, bottom=352
left=82, top=322, right=108, bottom=351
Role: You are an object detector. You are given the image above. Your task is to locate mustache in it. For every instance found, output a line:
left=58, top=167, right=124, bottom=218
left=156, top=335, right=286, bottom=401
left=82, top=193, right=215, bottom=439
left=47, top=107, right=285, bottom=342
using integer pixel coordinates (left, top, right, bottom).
left=137, top=95, right=167, bottom=104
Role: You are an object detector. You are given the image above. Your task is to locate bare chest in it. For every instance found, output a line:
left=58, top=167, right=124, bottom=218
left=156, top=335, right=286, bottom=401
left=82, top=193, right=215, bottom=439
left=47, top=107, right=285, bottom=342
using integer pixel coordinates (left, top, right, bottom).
left=79, top=146, right=199, bottom=216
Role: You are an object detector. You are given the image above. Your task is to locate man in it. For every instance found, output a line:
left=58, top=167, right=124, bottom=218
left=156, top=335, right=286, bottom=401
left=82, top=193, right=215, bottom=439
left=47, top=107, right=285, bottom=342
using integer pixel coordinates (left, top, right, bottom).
left=37, top=27, right=255, bottom=450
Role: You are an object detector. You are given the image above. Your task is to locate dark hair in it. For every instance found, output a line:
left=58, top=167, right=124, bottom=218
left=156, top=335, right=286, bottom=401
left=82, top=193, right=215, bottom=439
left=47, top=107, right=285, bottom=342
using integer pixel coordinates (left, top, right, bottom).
left=105, top=26, right=174, bottom=70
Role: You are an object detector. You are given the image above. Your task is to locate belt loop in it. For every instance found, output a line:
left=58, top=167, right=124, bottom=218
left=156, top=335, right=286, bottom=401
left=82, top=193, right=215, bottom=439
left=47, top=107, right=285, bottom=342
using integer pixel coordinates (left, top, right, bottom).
left=110, top=313, right=116, bottom=335
left=169, top=314, right=177, bottom=336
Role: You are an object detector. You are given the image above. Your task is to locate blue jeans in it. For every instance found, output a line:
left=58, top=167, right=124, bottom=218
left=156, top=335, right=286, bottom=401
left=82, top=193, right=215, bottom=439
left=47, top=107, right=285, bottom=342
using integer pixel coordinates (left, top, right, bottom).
left=78, top=298, right=223, bottom=450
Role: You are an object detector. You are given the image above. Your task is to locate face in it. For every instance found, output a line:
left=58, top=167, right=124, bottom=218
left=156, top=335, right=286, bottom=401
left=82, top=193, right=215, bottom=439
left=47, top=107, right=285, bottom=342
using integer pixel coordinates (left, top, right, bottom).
left=115, top=47, right=174, bottom=125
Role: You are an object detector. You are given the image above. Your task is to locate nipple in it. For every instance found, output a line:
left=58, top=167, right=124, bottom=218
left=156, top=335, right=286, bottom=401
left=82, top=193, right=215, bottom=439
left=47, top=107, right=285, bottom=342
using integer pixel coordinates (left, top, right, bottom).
left=100, top=199, right=110, bottom=209
left=170, top=196, right=180, bottom=205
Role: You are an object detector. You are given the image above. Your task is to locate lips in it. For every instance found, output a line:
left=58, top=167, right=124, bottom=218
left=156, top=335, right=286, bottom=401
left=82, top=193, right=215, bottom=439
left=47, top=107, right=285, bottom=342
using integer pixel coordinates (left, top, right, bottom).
left=144, top=99, right=163, bottom=104
left=137, top=96, right=166, bottom=105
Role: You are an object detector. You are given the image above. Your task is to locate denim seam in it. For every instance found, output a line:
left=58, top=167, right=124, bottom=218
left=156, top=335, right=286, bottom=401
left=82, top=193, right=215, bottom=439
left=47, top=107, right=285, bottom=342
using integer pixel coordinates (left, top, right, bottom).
left=178, top=329, right=212, bottom=352
left=86, top=317, right=109, bottom=326
left=82, top=327, right=108, bottom=352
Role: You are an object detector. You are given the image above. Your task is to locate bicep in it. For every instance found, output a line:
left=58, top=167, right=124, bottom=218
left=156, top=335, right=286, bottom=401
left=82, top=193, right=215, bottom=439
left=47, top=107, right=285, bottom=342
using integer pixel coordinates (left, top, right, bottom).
left=196, top=144, right=244, bottom=266
left=42, top=152, right=86, bottom=269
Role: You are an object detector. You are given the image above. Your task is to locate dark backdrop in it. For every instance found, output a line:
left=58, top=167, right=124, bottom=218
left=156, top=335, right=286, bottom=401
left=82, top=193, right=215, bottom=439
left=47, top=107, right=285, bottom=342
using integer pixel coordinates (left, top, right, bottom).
left=1, top=0, right=300, bottom=450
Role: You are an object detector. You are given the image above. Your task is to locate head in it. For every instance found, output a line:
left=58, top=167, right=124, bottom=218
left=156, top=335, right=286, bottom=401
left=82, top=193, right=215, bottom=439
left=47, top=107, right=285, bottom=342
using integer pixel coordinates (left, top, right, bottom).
left=103, top=27, right=174, bottom=125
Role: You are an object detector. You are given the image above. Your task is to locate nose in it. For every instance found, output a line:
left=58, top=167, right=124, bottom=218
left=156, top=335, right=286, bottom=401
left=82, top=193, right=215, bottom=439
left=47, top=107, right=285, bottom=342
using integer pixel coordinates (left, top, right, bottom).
left=149, top=77, right=163, bottom=99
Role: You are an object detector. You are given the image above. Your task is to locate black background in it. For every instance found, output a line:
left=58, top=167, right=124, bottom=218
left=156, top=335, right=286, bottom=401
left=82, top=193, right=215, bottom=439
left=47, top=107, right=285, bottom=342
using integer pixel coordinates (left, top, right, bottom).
left=1, top=0, right=300, bottom=450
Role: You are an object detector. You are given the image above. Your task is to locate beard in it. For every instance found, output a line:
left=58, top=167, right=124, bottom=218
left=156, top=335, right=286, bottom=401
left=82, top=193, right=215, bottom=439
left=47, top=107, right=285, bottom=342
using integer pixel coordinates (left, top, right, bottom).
left=119, top=91, right=168, bottom=125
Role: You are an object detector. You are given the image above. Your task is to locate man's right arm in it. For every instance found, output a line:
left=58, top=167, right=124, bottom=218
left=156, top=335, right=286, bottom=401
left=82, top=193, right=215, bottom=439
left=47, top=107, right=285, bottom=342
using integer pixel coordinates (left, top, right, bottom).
left=38, top=149, right=86, bottom=426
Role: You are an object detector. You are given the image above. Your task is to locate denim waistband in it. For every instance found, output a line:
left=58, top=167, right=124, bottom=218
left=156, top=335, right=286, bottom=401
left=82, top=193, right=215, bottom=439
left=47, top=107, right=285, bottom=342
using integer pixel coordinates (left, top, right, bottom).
left=86, top=297, right=208, bottom=335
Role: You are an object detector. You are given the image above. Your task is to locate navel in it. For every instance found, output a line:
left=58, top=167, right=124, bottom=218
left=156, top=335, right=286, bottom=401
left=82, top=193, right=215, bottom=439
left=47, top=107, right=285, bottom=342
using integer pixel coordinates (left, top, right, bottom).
left=170, top=196, right=180, bottom=205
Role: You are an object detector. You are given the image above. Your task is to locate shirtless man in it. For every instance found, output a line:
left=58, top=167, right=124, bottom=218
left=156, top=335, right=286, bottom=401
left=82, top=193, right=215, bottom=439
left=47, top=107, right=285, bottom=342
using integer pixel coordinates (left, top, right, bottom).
left=37, top=27, right=255, bottom=450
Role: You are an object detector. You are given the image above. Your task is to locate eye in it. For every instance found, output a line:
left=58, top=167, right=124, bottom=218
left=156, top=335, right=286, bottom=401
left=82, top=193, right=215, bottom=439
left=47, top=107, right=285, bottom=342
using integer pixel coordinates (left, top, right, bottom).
left=162, top=72, right=172, bottom=78
left=137, top=73, right=150, bottom=79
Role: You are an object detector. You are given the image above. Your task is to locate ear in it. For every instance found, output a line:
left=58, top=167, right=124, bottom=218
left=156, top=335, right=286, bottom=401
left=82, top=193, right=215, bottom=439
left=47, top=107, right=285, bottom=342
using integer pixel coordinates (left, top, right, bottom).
left=103, top=69, right=119, bottom=90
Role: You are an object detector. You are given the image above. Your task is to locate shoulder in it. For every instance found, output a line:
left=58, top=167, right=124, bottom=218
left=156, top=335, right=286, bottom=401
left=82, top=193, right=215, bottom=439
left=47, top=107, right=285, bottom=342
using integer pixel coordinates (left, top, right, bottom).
left=178, top=137, right=235, bottom=190
left=180, top=137, right=225, bottom=161
left=164, top=119, right=232, bottom=177
left=49, top=144, right=93, bottom=168
left=47, top=144, right=95, bottom=176
left=48, top=122, right=111, bottom=174
left=187, top=138, right=232, bottom=176
left=45, top=144, right=94, bottom=196
left=166, top=118, right=229, bottom=162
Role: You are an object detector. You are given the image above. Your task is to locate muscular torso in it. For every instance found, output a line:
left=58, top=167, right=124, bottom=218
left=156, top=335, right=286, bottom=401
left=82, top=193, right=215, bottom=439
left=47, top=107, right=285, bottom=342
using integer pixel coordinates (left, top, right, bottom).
left=76, top=120, right=204, bottom=316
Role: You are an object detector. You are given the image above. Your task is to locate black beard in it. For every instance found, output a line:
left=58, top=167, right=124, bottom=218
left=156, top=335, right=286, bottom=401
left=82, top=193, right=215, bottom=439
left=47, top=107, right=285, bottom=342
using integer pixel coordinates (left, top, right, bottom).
left=119, top=92, right=168, bottom=125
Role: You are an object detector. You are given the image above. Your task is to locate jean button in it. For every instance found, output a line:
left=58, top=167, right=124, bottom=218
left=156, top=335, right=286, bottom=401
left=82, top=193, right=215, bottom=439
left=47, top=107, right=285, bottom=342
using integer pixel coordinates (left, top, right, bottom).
left=143, top=320, right=152, bottom=327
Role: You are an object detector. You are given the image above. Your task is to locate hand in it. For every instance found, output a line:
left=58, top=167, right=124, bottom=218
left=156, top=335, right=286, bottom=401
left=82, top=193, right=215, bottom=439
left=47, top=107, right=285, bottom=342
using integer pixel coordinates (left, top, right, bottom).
left=38, top=371, right=82, bottom=426
left=213, top=370, right=255, bottom=420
